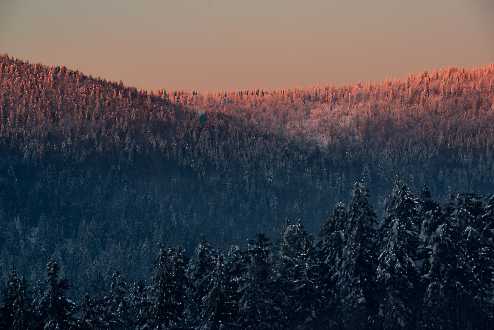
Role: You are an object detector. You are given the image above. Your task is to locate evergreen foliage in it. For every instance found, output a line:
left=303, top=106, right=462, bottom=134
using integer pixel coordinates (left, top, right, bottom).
left=1, top=55, right=494, bottom=329
left=0, top=185, right=493, bottom=329
left=1, top=56, right=494, bottom=294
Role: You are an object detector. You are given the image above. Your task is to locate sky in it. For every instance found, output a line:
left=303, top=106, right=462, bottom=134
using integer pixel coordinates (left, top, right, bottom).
left=1, top=0, right=493, bottom=91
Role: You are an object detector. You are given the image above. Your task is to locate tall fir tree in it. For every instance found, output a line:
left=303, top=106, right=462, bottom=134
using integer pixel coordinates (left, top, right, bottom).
left=376, top=184, right=421, bottom=330
left=149, top=247, right=187, bottom=329
left=220, top=245, right=245, bottom=327
left=200, top=255, right=237, bottom=330
left=36, top=260, right=76, bottom=330
left=337, top=182, right=380, bottom=330
left=478, top=195, right=494, bottom=327
left=186, top=239, right=217, bottom=327
left=278, top=222, right=319, bottom=329
left=420, top=220, right=471, bottom=330
left=238, top=234, right=283, bottom=330
left=381, top=182, right=420, bottom=253
left=417, top=185, right=443, bottom=273
left=77, top=293, right=105, bottom=330
left=0, top=269, right=34, bottom=330
left=128, top=280, right=152, bottom=329
left=104, top=272, right=132, bottom=328
left=316, top=202, right=347, bottom=328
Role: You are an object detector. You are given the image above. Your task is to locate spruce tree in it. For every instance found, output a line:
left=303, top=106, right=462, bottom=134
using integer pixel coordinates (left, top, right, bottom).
left=377, top=220, right=420, bottom=330
left=149, top=247, right=187, bottom=329
left=478, top=195, right=494, bottom=328
left=316, top=202, right=347, bottom=328
left=36, top=260, right=76, bottom=330
left=337, top=182, right=380, bottom=330
left=186, top=239, right=217, bottom=327
left=104, top=272, right=131, bottom=328
left=381, top=182, right=420, bottom=253
left=0, top=269, right=34, bottom=330
left=128, top=280, right=151, bottom=329
left=238, top=234, right=283, bottom=329
left=420, top=221, right=470, bottom=330
left=78, top=293, right=105, bottom=330
left=279, top=222, right=319, bottom=329
left=200, top=255, right=236, bottom=330
left=220, top=245, right=245, bottom=327
left=417, top=185, right=443, bottom=273
left=376, top=182, right=422, bottom=329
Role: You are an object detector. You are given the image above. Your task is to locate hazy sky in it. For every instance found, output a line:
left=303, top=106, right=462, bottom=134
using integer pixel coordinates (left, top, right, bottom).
left=1, top=0, right=493, bottom=91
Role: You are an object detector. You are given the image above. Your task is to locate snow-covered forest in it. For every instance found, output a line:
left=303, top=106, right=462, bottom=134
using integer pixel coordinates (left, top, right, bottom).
left=1, top=55, right=494, bottom=328
left=1, top=183, right=493, bottom=329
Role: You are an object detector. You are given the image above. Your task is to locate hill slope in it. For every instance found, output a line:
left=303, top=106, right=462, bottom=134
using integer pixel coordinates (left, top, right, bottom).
left=1, top=55, right=494, bottom=292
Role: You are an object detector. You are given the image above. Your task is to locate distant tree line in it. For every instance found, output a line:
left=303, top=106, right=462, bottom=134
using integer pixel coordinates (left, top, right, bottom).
left=2, top=182, right=493, bottom=329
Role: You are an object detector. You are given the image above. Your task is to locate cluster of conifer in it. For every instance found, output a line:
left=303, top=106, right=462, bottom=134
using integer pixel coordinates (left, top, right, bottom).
left=2, top=183, right=493, bottom=329
left=1, top=54, right=494, bottom=307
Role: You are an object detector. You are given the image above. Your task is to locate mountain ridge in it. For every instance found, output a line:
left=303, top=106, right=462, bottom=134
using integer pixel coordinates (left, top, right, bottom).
left=1, top=53, right=494, bottom=294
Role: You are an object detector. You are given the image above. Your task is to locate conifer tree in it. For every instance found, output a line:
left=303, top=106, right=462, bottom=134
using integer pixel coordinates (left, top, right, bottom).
left=104, top=272, right=131, bottom=328
left=316, top=202, right=347, bottom=328
left=417, top=185, right=443, bottom=272
left=200, top=256, right=235, bottom=330
left=279, top=222, right=319, bottom=328
left=149, top=247, right=187, bottom=329
left=238, top=234, right=283, bottom=329
left=318, top=202, right=347, bottom=267
left=377, top=217, right=421, bottom=330
left=420, top=221, right=470, bottom=330
left=186, top=239, right=217, bottom=327
left=457, top=194, right=494, bottom=329
left=128, top=280, right=151, bottom=329
left=36, top=260, right=76, bottom=330
left=0, top=269, right=34, bottom=330
left=377, top=182, right=422, bottom=330
left=220, top=245, right=245, bottom=327
left=381, top=182, right=420, bottom=249
left=337, top=182, right=380, bottom=330
left=78, top=293, right=104, bottom=330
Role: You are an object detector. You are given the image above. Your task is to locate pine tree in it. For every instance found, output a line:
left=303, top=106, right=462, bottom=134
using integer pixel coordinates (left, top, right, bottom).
left=200, top=255, right=236, bottom=330
left=0, top=269, right=34, bottom=330
left=376, top=182, right=422, bottom=329
left=381, top=182, right=420, bottom=251
left=36, top=260, right=76, bottom=330
left=238, top=234, right=283, bottom=329
left=78, top=293, right=105, bottom=330
left=220, top=245, right=245, bottom=327
left=337, top=182, right=380, bottom=330
left=186, top=239, right=217, bottom=327
left=128, top=280, right=151, bottom=329
left=457, top=225, right=492, bottom=330
left=318, top=202, right=347, bottom=267
left=104, top=272, right=132, bottom=328
left=478, top=195, right=494, bottom=328
left=149, top=247, right=187, bottom=329
left=417, top=185, right=442, bottom=273
left=377, top=217, right=421, bottom=330
left=316, top=202, right=347, bottom=328
left=279, top=222, right=319, bottom=329
left=420, top=220, right=471, bottom=330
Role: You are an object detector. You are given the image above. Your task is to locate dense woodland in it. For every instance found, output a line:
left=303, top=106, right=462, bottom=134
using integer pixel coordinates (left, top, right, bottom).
left=0, top=54, right=494, bottom=302
left=1, top=183, right=494, bottom=329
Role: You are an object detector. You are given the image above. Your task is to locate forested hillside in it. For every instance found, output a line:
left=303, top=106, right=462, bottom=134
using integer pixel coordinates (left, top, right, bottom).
left=1, top=55, right=494, bottom=296
left=1, top=183, right=493, bottom=329
left=173, top=65, right=494, bottom=156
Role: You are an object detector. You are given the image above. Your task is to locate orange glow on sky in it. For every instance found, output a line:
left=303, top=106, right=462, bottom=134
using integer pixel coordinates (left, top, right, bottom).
left=1, top=0, right=493, bottom=91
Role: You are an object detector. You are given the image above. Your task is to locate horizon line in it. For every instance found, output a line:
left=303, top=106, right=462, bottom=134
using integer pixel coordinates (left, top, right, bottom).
left=3, top=53, right=493, bottom=95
